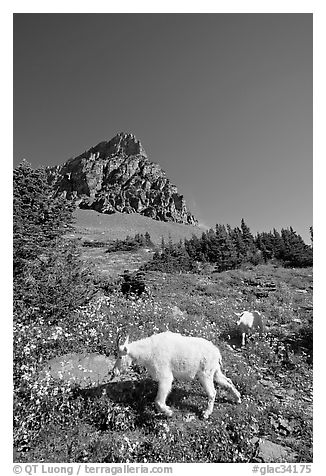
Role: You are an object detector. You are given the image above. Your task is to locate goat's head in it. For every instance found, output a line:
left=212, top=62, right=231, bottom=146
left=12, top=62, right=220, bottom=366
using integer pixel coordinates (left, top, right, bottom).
left=234, top=311, right=243, bottom=326
left=112, top=335, right=133, bottom=376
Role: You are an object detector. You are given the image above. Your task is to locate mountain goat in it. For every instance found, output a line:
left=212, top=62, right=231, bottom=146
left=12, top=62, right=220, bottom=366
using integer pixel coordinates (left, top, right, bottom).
left=111, top=331, right=241, bottom=419
left=235, top=310, right=265, bottom=346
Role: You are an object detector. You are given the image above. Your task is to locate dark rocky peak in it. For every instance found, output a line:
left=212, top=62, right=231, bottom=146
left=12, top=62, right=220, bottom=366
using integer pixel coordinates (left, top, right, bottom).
left=46, top=132, right=197, bottom=226
left=65, top=132, right=147, bottom=166
left=85, top=132, right=148, bottom=160
left=105, top=132, right=147, bottom=158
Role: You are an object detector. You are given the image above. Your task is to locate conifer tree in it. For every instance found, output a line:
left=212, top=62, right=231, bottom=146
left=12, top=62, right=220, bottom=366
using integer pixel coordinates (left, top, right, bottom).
left=280, top=227, right=312, bottom=267
left=256, top=232, right=274, bottom=262
left=309, top=226, right=313, bottom=248
left=160, top=236, right=166, bottom=250
left=185, top=234, right=205, bottom=262
left=270, top=228, right=284, bottom=260
left=13, top=161, right=73, bottom=277
left=240, top=218, right=256, bottom=258
left=145, top=231, right=153, bottom=247
left=212, top=224, right=235, bottom=271
left=13, top=161, right=94, bottom=323
left=229, top=226, right=245, bottom=266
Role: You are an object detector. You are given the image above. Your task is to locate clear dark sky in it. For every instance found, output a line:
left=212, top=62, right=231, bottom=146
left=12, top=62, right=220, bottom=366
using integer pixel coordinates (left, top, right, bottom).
left=13, top=13, right=312, bottom=241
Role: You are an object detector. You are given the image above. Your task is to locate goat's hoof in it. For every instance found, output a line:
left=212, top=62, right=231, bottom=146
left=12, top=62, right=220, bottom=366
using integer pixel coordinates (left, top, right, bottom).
left=202, top=411, right=211, bottom=419
left=157, top=405, right=173, bottom=417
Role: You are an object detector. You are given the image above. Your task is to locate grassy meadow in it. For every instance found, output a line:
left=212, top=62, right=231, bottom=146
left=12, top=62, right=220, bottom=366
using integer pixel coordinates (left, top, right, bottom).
left=14, top=207, right=313, bottom=464
left=71, top=209, right=205, bottom=244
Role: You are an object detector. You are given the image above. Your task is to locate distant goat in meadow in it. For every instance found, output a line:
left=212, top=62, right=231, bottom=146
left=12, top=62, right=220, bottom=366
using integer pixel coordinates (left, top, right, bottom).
left=235, top=310, right=265, bottom=347
left=110, top=331, right=241, bottom=419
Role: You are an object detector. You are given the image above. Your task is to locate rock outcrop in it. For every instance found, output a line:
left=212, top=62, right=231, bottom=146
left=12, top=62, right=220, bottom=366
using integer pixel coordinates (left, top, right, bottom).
left=251, top=437, right=298, bottom=463
left=46, top=132, right=197, bottom=225
left=39, top=353, right=116, bottom=388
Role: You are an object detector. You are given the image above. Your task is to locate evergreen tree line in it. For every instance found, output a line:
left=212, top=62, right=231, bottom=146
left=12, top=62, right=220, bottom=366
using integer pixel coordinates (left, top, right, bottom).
left=145, top=219, right=312, bottom=273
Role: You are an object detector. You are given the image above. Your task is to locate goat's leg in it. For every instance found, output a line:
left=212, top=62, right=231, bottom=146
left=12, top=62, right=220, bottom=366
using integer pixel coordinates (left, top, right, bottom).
left=198, top=374, right=216, bottom=419
left=155, top=375, right=173, bottom=417
left=214, top=369, right=241, bottom=403
left=241, top=332, right=246, bottom=346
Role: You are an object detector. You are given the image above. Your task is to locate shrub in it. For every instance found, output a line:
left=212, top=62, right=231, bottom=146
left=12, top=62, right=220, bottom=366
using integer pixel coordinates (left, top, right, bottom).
left=120, top=270, right=147, bottom=298
left=105, top=233, right=154, bottom=253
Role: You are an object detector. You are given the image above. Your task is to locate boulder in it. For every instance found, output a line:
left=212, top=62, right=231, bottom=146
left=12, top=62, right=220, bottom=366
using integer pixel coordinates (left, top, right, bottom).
left=252, top=437, right=298, bottom=462
left=39, top=353, right=116, bottom=388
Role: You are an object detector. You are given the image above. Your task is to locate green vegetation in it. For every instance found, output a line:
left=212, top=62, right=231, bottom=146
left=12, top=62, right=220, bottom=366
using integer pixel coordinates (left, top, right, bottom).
left=144, top=220, right=313, bottom=274
left=82, top=232, right=154, bottom=252
left=13, top=267, right=313, bottom=463
left=13, top=162, right=313, bottom=463
left=120, top=270, right=147, bottom=298
left=13, top=161, right=96, bottom=324
left=105, top=233, right=153, bottom=253
left=143, top=240, right=196, bottom=273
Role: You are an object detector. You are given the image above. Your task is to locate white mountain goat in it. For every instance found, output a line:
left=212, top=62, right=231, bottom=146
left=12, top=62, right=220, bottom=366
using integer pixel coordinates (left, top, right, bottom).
left=235, top=310, right=265, bottom=346
left=110, top=331, right=241, bottom=419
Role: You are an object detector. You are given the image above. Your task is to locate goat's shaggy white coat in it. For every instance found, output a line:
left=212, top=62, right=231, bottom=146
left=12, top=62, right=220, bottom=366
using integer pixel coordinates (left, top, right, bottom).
left=235, top=310, right=265, bottom=346
left=112, top=331, right=241, bottom=418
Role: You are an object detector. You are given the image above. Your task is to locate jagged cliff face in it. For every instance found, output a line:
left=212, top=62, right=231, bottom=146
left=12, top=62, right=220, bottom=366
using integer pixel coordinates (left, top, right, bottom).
left=46, top=133, right=197, bottom=225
